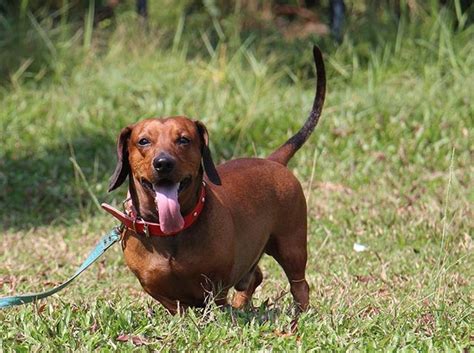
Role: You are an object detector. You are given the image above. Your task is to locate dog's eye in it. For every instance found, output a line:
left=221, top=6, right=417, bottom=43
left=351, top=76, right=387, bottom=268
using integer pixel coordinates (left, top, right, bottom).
left=138, top=138, right=151, bottom=146
left=177, top=136, right=191, bottom=145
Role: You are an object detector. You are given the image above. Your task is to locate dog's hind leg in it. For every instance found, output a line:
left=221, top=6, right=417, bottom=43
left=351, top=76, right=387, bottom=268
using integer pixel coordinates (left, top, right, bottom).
left=266, top=225, right=309, bottom=312
left=232, top=266, right=263, bottom=309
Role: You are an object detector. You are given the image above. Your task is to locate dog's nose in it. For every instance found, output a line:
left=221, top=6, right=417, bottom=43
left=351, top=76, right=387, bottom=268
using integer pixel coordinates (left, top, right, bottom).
left=153, top=155, right=175, bottom=174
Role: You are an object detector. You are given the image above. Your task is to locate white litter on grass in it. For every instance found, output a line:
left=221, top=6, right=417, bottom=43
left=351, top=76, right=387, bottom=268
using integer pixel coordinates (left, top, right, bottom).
left=353, top=243, right=368, bottom=252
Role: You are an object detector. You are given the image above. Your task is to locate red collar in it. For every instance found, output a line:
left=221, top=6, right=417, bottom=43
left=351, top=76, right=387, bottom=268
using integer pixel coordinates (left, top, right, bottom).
left=101, top=182, right=206, bottom=237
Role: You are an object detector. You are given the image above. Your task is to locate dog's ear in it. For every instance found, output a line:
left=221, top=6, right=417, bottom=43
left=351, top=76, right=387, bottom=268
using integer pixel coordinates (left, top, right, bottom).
left=108, top=126, right=133, bottom=192
left=195, top=121, right=221, bottom=185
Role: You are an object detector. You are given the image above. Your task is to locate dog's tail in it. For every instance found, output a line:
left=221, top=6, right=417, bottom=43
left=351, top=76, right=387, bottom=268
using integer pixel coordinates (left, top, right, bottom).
left=268, top=46, right=326, bottom=166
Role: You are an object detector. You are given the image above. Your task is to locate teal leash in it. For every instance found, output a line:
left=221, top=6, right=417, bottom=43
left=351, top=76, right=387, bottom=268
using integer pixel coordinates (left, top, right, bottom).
left=0, top=228, right=121, bottom=309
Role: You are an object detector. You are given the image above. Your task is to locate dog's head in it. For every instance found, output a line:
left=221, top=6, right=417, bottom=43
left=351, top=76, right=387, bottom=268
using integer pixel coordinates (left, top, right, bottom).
left=108, top=116, right=220, bottom=233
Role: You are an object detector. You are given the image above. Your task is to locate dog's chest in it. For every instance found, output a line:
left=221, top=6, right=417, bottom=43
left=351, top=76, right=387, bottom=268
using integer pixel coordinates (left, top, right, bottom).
left=122, top=233, right=228, bottom=297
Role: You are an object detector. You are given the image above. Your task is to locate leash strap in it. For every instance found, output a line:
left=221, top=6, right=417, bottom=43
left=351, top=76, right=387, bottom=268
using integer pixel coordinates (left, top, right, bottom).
left=0, top=228, right=120, bottom=309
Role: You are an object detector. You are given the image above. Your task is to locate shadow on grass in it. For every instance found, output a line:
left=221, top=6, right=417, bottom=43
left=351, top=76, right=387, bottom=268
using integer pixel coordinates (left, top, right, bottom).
left=226, top=305, right=284, bottom=326
left=0, top=131, right=121, bottom=231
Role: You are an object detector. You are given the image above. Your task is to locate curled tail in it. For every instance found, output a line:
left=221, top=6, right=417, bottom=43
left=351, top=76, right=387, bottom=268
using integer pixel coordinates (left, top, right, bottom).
left=268, top=46, right=326, bottom=165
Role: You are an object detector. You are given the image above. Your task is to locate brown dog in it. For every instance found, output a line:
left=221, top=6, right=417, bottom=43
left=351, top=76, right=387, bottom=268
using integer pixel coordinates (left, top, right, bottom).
left=106, top=46, right=325, bottom=314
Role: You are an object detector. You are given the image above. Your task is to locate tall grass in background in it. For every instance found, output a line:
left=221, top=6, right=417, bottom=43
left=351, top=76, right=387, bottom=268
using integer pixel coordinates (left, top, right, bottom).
left=1, top=0, right=472, bottom=81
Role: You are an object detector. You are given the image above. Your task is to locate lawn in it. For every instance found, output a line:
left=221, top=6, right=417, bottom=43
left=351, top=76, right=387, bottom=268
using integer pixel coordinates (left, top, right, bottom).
left=0, top=1, right=472, bottom=351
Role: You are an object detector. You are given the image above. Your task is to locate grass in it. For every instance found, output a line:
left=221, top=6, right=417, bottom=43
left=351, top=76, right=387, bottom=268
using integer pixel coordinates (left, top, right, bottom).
left=0, top=1, right=473, bottom=351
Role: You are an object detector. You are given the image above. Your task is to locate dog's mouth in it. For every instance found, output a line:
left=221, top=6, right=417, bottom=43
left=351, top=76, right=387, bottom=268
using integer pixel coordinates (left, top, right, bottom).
left=140, top=176, right=192, bottom=194
left=140, top=176, right=192, bottom=234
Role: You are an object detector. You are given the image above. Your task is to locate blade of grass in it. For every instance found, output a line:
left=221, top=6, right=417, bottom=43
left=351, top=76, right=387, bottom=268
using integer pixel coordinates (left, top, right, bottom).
left=83, top=0, right=95, bottom=50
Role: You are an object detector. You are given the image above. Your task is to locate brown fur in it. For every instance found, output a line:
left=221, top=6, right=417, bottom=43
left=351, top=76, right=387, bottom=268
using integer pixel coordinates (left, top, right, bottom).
left=109, top=46, right=326, bottom=313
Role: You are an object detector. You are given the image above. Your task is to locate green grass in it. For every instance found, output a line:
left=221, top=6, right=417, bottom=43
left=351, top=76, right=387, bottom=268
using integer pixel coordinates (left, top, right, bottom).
left=0, top=2, right=473, bottom=351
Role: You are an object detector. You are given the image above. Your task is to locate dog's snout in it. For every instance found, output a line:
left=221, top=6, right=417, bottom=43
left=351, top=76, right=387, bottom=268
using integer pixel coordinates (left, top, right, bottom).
left=153, top=154, right=175, bottom=174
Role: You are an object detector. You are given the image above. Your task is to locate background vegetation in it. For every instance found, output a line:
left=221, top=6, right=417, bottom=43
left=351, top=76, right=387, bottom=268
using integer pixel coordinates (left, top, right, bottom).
left=0, top=0, right=472, bottom=350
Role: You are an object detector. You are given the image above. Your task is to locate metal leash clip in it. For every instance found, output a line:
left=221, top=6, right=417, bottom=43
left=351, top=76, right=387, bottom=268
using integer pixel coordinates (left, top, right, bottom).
left=117, top=223, right=126, bottom=244
left=132, top=218, right=138, bottom=235
left=143, top=222, right=150, bottom=238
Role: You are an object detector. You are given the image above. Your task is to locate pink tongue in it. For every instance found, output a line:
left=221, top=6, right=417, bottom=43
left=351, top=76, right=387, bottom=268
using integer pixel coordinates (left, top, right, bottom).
left=154, top=183, right=184, bottom=234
